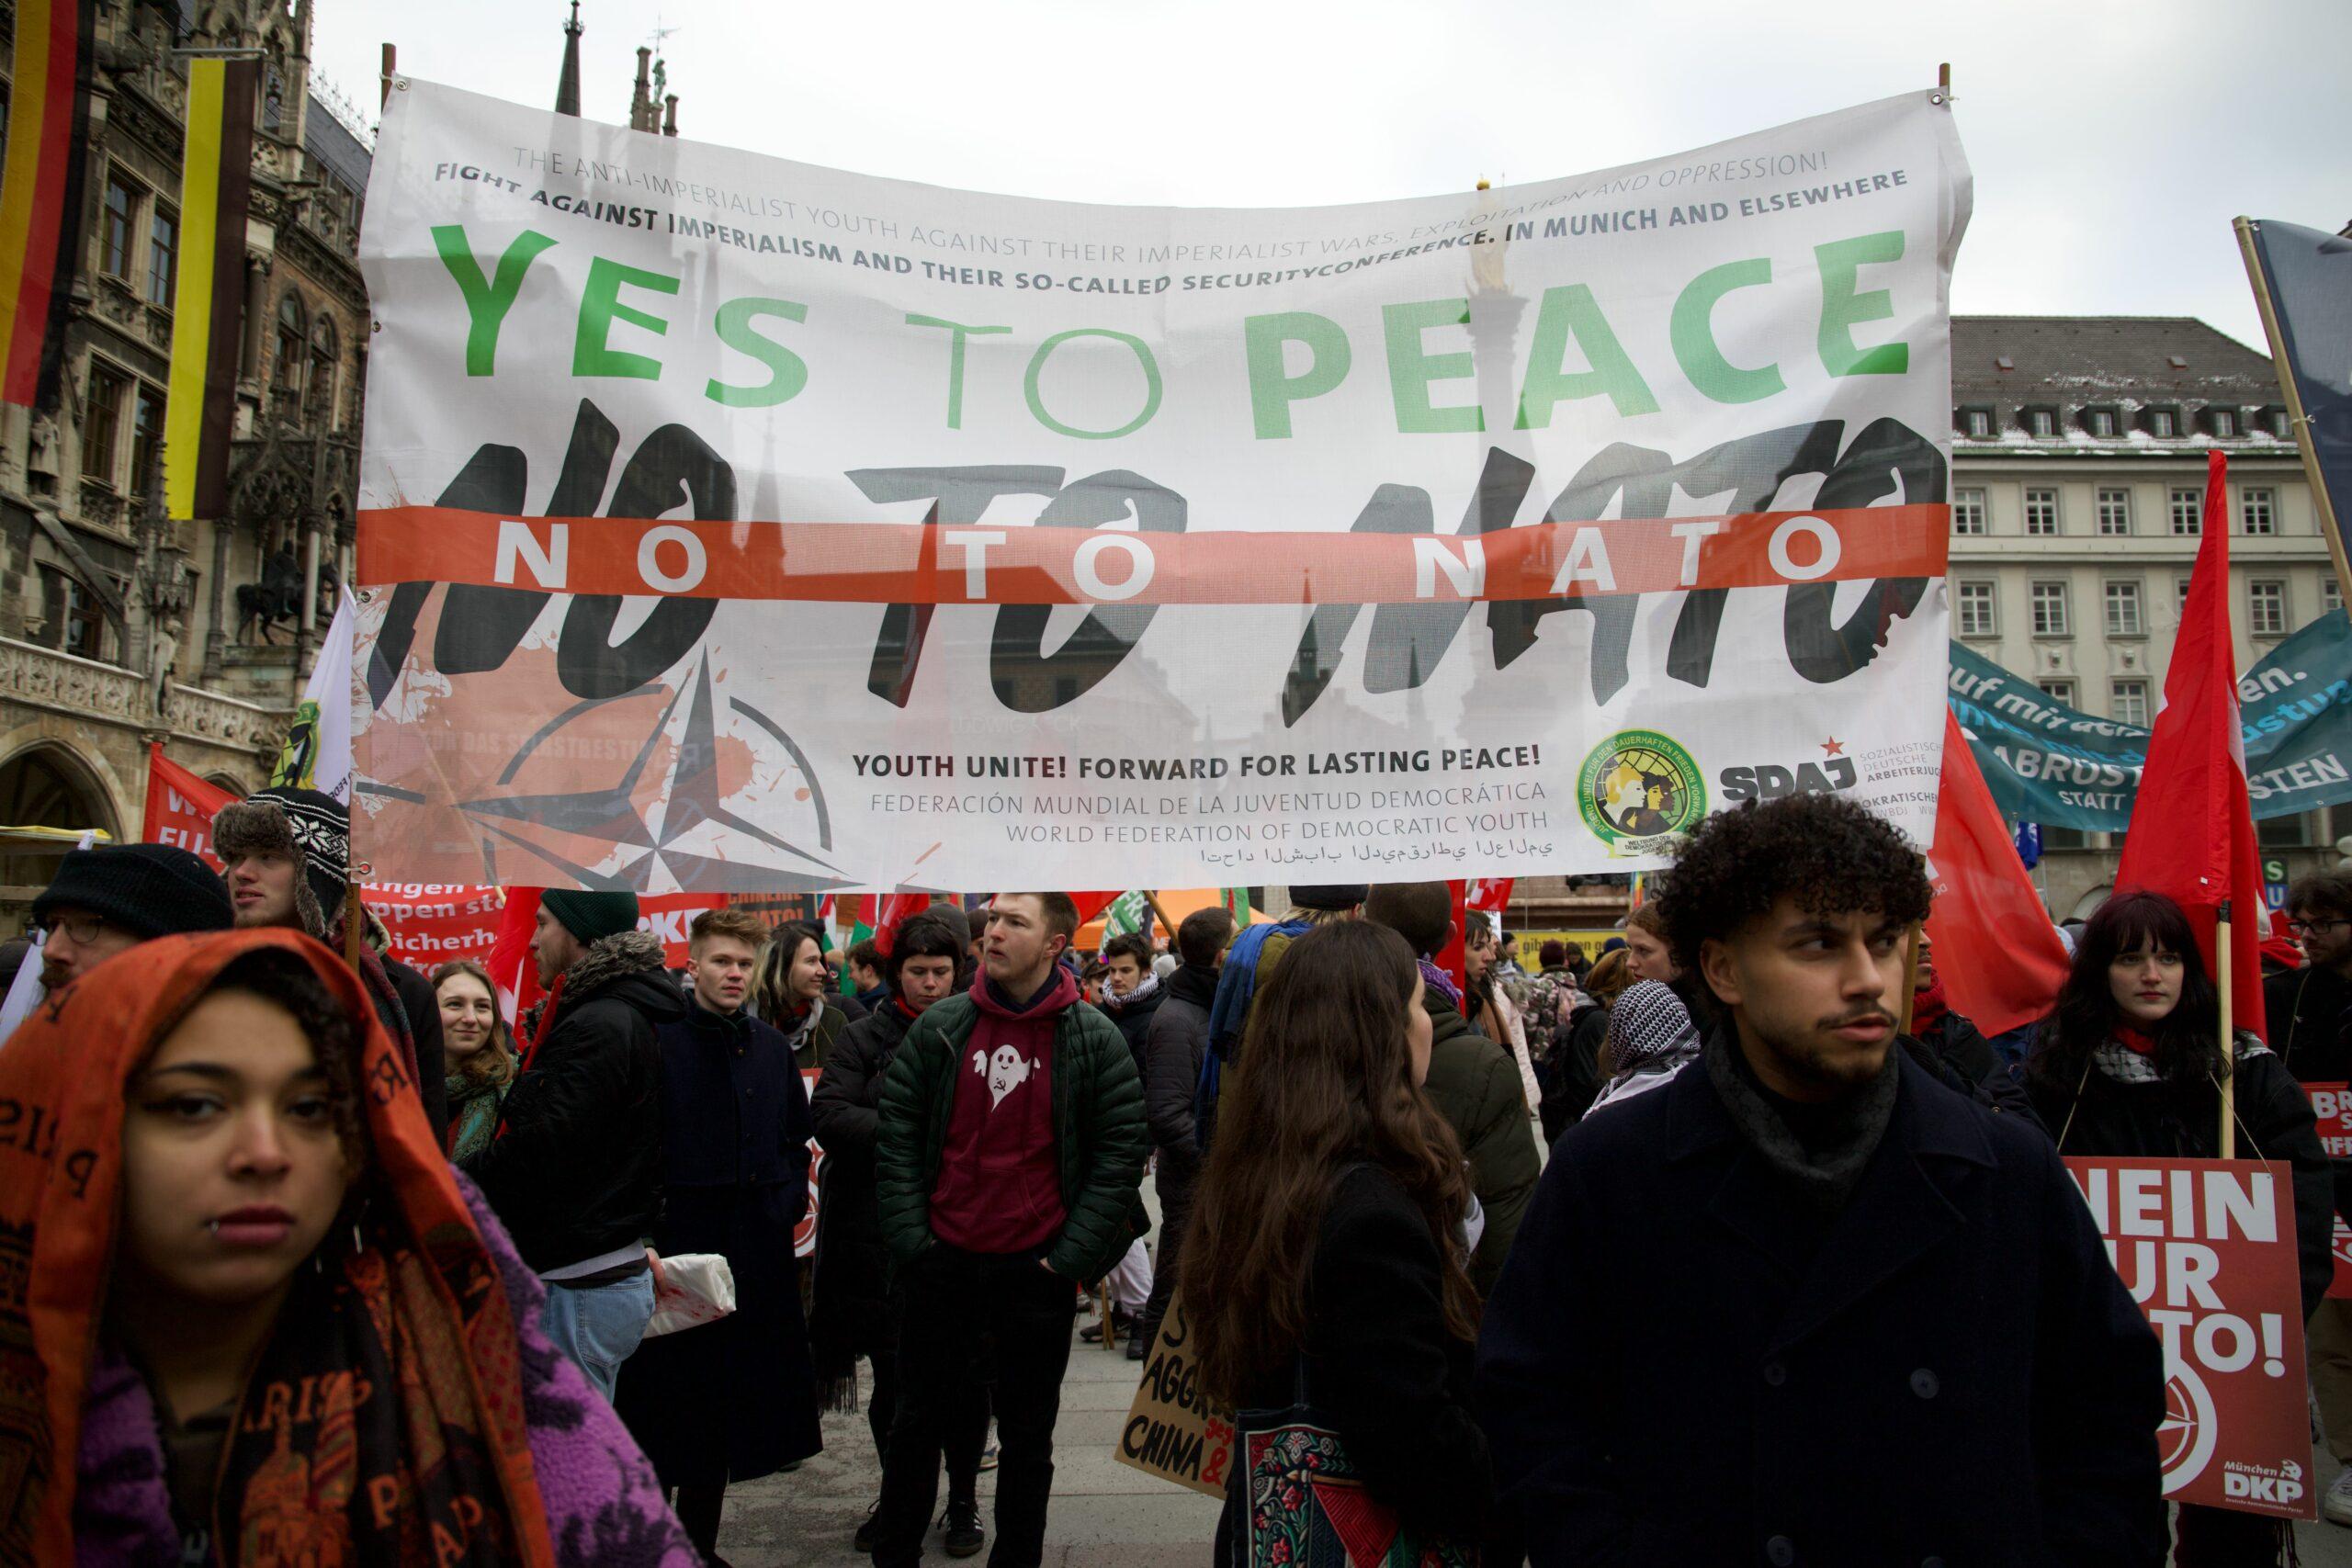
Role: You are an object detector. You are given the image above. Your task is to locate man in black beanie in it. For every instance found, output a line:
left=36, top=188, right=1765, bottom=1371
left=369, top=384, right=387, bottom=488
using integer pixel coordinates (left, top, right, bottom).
left=32, top=842, right=235, bottom=987
left=463, top=886, right=683, bottom=1399
left=213, top=785, right=447, bottom=1137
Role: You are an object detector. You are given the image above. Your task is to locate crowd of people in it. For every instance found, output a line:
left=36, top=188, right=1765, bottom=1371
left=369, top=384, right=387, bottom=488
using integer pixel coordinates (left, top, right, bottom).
left=6, top=781, right=2352, bottom=1565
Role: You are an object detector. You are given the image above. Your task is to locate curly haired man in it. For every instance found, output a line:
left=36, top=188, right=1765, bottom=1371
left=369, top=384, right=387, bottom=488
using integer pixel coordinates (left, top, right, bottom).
left=1475, top=792, right=2166, bottom=1567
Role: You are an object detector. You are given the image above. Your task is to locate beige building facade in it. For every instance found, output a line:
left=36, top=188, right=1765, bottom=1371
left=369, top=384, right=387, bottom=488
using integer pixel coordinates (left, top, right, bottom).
left=1948, top=315, right=2337, bottom=918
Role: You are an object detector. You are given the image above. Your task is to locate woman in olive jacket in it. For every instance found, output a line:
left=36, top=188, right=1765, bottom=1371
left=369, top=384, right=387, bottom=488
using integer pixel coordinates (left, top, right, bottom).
left=1182, top=920, right=1492, bottom=1562
left=2026, top=889, right=2331, bottom=1568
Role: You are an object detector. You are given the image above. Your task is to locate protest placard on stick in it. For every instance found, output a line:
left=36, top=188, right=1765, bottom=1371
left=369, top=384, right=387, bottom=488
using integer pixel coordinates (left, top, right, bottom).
left=1114, top=1295, right=1236, bottom=1501
left=2066, top=1156, right=2314, bottom=1518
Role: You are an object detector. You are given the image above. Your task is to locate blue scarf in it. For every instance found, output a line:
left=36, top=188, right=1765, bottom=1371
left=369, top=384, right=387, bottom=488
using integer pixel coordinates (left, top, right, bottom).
left=1205, top=919, right=1309, bottom=1061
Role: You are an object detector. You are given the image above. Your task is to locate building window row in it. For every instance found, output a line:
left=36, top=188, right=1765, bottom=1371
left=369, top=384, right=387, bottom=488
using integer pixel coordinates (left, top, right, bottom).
left=1955, top=401, right=2290, bottom=442
left=1959, top=575, right=2306, bottom=642
left=1948, top=482, right=2281, bottom=537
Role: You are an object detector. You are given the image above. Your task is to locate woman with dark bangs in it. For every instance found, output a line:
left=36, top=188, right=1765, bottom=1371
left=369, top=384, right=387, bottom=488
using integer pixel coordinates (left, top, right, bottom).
left=2025, top=888, right=2331, bottom=1567
left=1180, top=919, right=1492, bottom=1562
left=0, top=927, right=695, bottom=1566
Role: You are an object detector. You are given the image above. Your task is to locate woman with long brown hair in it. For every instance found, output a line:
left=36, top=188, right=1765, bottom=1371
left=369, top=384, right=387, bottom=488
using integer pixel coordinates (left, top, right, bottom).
left=1182, top=919, right=1492, bottom=1562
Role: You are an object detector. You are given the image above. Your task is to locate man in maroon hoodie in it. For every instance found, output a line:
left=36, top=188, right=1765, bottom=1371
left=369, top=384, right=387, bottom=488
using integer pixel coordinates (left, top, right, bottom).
left=874, top=892, right=1148, bottom=1568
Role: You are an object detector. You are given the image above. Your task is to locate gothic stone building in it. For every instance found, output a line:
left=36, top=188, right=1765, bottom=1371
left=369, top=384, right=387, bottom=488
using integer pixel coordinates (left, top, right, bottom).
left=0, top=0, right=366, bottom=915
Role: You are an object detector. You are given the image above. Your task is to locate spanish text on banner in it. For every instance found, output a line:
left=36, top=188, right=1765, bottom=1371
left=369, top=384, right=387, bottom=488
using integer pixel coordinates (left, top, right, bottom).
left=356, top=81, right=1968, bottom=892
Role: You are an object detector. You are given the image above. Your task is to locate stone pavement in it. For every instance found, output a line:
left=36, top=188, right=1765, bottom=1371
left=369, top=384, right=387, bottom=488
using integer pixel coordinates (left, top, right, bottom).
left=716, top=1305, right=1218, bottom=1568
left=713, top=1331, right=2352, bottom=1567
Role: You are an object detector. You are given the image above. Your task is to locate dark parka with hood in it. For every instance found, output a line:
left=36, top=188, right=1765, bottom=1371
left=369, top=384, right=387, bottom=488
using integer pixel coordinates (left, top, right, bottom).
left=461, top=929, right=686, bottom=1272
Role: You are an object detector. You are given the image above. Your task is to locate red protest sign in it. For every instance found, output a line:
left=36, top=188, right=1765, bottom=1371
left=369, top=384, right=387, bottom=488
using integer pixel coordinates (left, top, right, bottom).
left=2066, top=1157, right=2314, bottom=1519
left=142, top=744, right=233, bottom=869
left=367, top=882, right=507, bottom=975
left=2299, top=1082, right=2352, bottom=1298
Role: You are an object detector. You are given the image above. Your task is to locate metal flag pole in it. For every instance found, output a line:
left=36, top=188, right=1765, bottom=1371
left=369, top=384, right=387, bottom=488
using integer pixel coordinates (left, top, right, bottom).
left=2232, top=216, right=2352, bottom=599
left=2217, top=899, right=2235, bottom=1159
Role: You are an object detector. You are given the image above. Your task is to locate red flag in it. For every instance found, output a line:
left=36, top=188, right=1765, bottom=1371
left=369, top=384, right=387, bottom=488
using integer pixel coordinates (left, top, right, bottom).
left=1465, top=878, right=1515, bottom=917
left=1066, top=890, right=1123, bottom=926
left=486, top=887, right=544, bottom=1025
left=2114, top=449, right=2267, bottom=1040
left=141, top=742, right=234, bottom=869
left=1925, top=710, right=2071, bottom=1035
left=1437, top=881, right=1471, bottom=993
left=872, top=892, right=931, bottom=956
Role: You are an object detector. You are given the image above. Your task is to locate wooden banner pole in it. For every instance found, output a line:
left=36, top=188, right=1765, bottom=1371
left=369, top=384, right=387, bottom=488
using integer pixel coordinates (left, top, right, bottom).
left=2217, top=900, right=2236, bottom=1160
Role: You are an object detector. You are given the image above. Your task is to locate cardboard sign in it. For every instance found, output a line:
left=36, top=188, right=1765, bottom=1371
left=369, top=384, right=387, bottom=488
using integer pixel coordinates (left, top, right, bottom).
left=2301, top=1082, right=2352, bottom=1299
left=1114, top=1296, right=1237, bottom=1500
left=797, top=1066, right=824, bottom=1260
left=2066, top=1157, right=2315, bottom=1519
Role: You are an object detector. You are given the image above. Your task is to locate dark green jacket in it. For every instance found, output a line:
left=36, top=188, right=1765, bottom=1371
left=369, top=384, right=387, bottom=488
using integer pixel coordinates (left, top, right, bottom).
left=1419, top=990, right=1542, bottom=1295
left=876, top=988, right=1149, bottom=1283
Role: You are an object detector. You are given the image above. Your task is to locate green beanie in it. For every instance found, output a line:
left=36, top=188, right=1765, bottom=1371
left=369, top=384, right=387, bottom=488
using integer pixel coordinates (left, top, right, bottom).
left=540, top=888, right=641, bottom=945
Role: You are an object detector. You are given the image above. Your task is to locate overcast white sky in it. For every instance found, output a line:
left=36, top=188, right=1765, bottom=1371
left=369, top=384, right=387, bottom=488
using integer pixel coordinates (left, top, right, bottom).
left=311, top=0, right=2346, bottom=355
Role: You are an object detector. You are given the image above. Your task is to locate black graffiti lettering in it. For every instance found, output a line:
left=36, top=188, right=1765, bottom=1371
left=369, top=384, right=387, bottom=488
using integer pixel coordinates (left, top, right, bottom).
left=370, top=402, right=733, bottom=708
left=555, top=423, right=729, bottom=697
left=434, top=400, right=618, bottom=677
left=1782, top=415, right=1938, bottom=683
left=848, top=467, right=1065, bottom=707
left=990, top=469, right=1186, bottom=712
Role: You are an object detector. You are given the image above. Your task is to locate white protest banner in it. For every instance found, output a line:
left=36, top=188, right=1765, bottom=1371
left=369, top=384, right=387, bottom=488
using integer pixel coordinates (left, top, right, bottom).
left=355, top=80, right=1967, bottom=893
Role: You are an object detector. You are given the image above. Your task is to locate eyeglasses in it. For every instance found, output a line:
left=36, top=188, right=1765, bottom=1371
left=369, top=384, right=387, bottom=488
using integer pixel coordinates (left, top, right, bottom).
left=35, top=912, right=109, bottom=946
left=2288, top=919, right=2351, bottom=937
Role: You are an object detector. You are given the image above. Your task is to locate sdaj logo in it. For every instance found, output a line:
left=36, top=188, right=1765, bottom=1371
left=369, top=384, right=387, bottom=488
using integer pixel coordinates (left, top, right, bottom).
left=1578, top=729, right=1705, bottom=853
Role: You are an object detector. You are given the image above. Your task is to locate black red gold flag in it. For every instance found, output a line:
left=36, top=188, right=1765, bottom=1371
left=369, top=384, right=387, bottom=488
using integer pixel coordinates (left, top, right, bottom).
left=163, top=57, right=258, bottom=520
left=0, top=0, right=96, bottom=408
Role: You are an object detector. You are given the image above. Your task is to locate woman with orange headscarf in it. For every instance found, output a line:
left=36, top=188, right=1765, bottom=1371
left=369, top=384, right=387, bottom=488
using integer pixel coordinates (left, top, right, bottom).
left=0, top=927, right=697, bottom=1566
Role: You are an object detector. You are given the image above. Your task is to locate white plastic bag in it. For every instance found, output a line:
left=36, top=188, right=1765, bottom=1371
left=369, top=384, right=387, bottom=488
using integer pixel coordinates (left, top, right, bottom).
left=641, top=1252, right=737, bottom=1338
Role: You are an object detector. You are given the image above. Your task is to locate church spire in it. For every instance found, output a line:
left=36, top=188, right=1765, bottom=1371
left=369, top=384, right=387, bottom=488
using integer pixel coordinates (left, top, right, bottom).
left=555, top=1, right=583, bottom=117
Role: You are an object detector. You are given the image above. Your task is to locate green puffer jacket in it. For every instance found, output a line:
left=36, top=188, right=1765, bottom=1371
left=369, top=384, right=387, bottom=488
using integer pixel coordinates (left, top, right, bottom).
left=876, top=988, right=1150, bottom=1284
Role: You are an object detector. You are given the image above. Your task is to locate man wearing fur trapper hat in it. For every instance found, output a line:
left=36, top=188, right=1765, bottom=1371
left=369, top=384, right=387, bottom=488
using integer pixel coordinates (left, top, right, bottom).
left=213, top=785, right=448, bottom=1139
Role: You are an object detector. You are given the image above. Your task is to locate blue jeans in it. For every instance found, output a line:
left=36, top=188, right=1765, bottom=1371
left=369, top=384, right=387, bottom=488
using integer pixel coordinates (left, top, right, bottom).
left=541, top=1269, right=656, bottom=1401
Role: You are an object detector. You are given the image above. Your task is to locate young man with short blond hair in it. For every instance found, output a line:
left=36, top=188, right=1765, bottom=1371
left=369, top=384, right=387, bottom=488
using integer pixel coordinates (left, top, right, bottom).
left=616, top=903, right=820, bottom=1561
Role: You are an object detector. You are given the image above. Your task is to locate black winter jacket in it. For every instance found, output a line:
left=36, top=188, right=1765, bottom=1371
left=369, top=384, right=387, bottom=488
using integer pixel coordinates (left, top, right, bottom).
left=1098, top=980, right=1166, bottom=1080
left=461, top=930, right=684, bottom=1273
left=1216, top=1165, right=1492, bottom=1557
left=381, top=954, right=448, bottom=1140
left=2028, top=1032, right=2335, bottom=1319
left=1542, top=1002, right=1607, bottom=1143
left=2264, top=962, right=2352, bottom=1230
left=1479, top=1047, right=2165, bottom=1567
left=809, top=998, right=917, bottom=1340
left=1144, top=964, right=1216, bottom=1203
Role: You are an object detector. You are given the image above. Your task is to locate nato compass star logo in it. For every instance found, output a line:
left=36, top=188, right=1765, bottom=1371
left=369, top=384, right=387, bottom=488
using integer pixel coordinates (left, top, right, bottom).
left=457, top=650, right=845, bottom=894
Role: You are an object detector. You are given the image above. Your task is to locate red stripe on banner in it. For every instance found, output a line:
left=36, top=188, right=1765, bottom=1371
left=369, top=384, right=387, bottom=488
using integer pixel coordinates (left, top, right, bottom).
left=357, top=503, right=1949, bottom=606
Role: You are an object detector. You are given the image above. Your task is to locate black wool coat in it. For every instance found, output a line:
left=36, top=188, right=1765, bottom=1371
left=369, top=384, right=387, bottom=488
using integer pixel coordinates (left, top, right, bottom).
left=807, top=998, right=917, bottom=1358
left=1476, top=1046, right=2165, bottom=1568
left=615, top=999, right=821, bottom=1486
